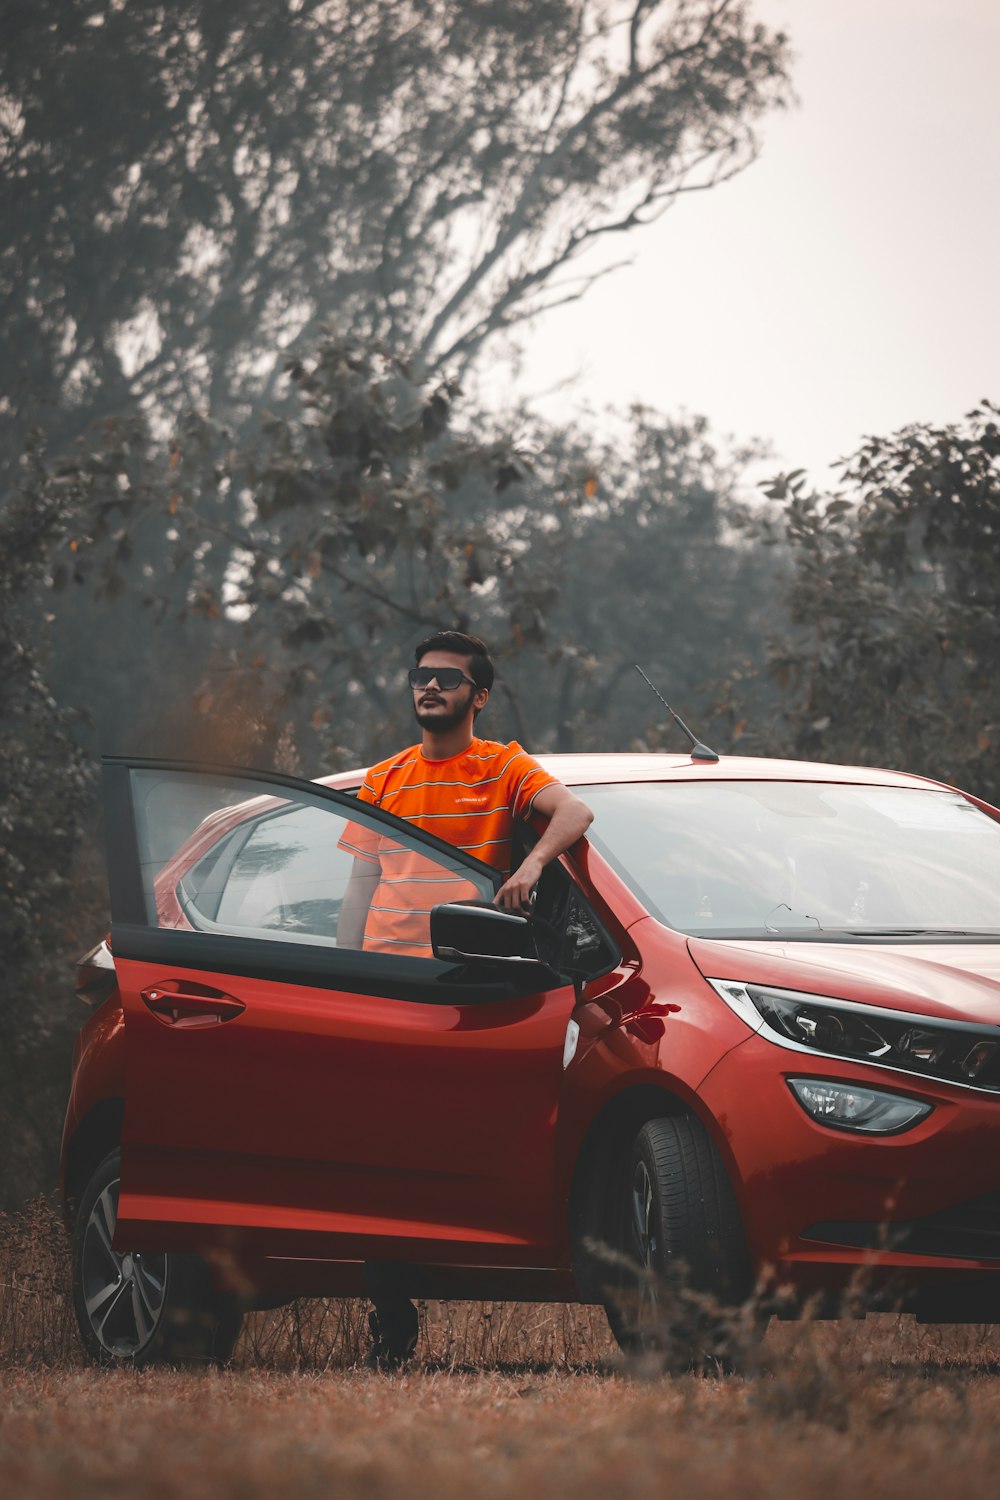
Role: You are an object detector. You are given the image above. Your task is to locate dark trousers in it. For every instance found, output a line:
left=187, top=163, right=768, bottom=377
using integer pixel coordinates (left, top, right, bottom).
left=364, top=1262, right=418, bottom=1352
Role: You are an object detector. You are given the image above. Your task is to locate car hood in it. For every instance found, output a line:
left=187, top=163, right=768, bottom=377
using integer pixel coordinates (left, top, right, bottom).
left=687, top=936, right=1000, bottom=1025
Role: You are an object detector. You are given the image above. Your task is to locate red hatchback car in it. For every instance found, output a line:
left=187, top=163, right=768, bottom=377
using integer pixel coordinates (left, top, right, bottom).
left=63, top=751, right=1000, bottom=1366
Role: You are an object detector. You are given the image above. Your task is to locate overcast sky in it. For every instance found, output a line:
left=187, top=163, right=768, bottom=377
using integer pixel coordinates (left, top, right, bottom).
left=490, top=0, right=999, bottom=488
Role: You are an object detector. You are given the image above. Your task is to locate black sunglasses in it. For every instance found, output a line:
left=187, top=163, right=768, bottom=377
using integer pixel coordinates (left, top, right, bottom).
left=408, top=667, right=476, bottom=691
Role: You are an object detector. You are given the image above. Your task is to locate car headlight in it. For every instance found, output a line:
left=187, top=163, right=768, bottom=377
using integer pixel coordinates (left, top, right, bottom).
left=787, top=1078, right=931, bottom=1134
left=708, top=979, right=1000, bottom=1093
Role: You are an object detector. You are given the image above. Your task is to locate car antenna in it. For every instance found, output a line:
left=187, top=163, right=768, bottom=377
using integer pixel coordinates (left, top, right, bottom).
left=634, top=666, right=720, bottom=762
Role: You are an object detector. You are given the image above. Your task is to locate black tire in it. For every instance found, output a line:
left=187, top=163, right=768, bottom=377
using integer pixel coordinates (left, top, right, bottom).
left=71, top=1149, right=243, bottom=1368
left=604, top=1115, right=753, bottom=1370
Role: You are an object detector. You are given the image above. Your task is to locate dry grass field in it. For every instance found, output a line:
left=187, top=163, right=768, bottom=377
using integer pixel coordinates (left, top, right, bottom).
left=5, top=1199, right=1000, bottom=1499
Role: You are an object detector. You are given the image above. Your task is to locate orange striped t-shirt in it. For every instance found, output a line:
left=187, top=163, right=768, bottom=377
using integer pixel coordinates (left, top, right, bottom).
left=340, top=738, right=557, bottom=956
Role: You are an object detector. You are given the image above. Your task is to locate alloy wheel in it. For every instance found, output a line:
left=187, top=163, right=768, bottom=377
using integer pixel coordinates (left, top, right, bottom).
left=630, top=1157, right=660, bottom=1339
left=80, top=1177, right=168, bottom=1356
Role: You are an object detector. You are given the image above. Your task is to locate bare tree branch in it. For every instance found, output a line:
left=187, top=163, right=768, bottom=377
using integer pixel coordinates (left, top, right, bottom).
left=414, top=0, right=766, bottom=370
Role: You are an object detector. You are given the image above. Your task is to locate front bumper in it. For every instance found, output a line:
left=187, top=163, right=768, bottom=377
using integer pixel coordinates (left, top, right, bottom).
left=698, top=1031, right=1000, bottom=1315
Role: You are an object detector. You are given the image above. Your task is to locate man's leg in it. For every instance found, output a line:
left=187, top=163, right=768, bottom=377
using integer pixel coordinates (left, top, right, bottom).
left=364, top=1262, right=418, bottom=1369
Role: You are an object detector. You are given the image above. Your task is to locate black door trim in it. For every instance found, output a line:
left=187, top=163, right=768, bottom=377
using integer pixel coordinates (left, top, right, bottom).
left=103, top=762, right=148, bottom=927
left=110, top=923, right=558, bottom=1006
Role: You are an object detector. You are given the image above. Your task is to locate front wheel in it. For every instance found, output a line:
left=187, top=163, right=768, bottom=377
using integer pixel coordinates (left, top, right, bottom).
left=604, top=1115, right=753, bottom=1370
left=71, top=1149, right=242, bottom=1367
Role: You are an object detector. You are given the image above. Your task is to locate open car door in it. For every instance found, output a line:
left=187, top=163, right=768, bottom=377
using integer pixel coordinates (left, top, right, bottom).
left=103, top=758, right=579, bottom=1270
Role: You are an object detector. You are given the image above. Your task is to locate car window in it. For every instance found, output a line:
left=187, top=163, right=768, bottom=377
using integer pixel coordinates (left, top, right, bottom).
left=193, top=804, right=351, bottom=934
left=128, top=767, right=494, bottom=958
left=583, top=780, right=1000, bottom=939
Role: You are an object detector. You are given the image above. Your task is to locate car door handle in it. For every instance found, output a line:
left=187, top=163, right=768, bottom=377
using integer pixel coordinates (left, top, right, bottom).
left=140, top=984, right=246, bottom=1028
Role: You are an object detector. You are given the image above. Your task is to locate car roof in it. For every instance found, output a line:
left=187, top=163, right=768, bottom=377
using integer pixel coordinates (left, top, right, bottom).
left=318, top=752, right=956, bottom=795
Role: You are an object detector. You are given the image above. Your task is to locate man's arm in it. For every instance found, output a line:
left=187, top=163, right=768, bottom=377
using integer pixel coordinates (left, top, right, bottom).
left=495, top=783, right=593, bottom=912
left=337, top=857, right=380, bottom=948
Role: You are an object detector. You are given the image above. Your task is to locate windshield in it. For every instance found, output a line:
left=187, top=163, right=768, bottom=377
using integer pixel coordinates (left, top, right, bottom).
left=584, top=780, right=1000, bottom=940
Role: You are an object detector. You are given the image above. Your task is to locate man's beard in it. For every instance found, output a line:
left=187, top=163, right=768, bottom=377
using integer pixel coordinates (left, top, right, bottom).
left=414, top=687, right=475, bottom=733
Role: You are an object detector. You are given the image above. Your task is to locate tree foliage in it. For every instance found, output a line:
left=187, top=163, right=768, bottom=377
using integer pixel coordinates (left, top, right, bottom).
left=0, top=443, right=96, bottom=1207
left=736, top=403, right=1000, bottom=801
left=0, top=447, right=93, bottom=987
left=498, top=407, right=781, bottom=751
left=36, top=331, right=779, bottom=766
left=2, top=0, right=791, bottom=482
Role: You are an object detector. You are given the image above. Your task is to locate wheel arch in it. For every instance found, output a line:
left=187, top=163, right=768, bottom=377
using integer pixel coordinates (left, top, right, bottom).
left=63, top=1098, right=125, bottom=1224
left=568, top=1081, right=696, bottom=1302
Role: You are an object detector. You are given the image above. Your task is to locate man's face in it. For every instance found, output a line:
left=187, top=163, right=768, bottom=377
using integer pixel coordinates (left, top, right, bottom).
left=412, top=651, right=486, bottom=732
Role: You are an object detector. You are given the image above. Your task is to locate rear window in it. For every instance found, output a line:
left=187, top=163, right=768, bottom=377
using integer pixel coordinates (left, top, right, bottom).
left=186, top=804, right=347, bottom=937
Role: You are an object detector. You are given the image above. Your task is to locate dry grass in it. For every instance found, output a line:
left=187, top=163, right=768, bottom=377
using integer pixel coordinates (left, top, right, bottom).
left=8, top=1199, right=1000, bottom=1498
left=238, top=1293, right=618, bottom=1372
left=0, top=1200, right=78, bottom=1368
left=4, top=1360, right=1000, bottom=1500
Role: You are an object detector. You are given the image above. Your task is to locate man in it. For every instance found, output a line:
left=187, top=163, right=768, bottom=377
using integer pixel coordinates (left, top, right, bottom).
left=338, top=629, right=593, bottom=951
left=337, top=630, right=593, bottom=1367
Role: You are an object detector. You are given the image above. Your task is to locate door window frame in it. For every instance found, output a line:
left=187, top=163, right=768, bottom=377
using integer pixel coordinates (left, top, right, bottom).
left=103, top=756, right=562, bottom=1005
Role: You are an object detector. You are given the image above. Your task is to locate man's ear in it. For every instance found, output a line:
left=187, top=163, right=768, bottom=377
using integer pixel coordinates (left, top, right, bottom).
left=474, top=686, right=490, bottom=713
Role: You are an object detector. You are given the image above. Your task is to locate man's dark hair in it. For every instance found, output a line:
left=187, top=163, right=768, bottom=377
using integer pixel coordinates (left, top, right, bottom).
left=414, top=630, right=494, bottom=692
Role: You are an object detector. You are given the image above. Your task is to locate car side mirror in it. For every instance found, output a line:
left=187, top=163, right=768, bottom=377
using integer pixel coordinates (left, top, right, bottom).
left=430, top=901, right=544, bottom=968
